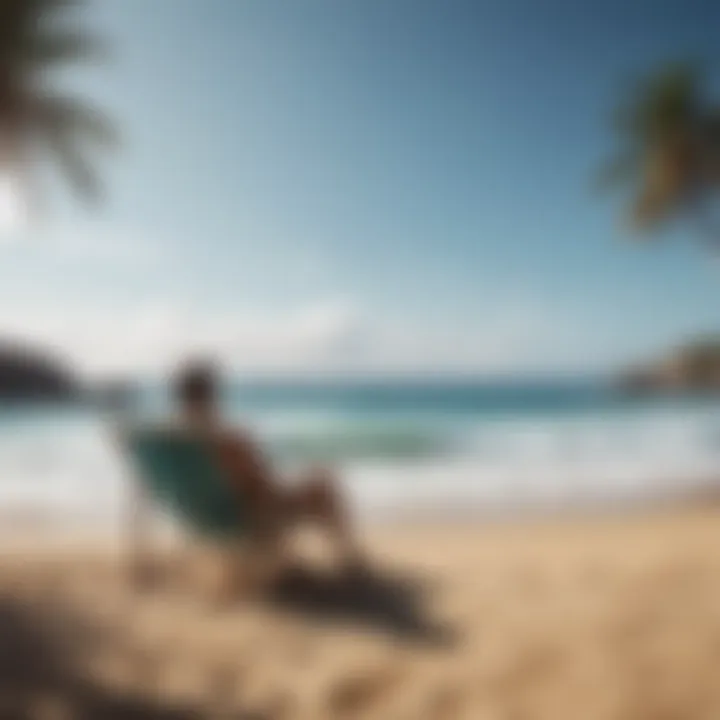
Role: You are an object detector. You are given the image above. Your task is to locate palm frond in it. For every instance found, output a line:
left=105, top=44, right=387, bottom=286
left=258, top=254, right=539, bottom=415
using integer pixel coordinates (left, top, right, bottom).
left=0, top=0, right=101, bottom=74
left=697, top=109, right=720, bottom=183
left=31, top=93, right=115, bottom=205
left=22, top=0, right=88, bottom=19
left=33, top=93, right=119, bottom=149
left=595, top=152, right=638, bottom=193
left=599, top=61, right=718, bottom=241
left=45, top=132, right=102, bottom=203
left=631, top=190, right=672, bottom=231
left=36, top=0, right=88, bottom=9
left=611, top=62, right=702, bottom=144
left=630, top=145, right=697, bottom=231
left=27, top=31, right=107, bottom=67
left=0, top=0, right=113, bottom=209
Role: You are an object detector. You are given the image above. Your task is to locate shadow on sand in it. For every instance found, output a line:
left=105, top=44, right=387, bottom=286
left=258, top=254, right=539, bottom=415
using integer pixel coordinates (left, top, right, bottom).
left=0, top=562, right=453, bottom=719
left=266, top=563, right=455, bottom=646
left=0, top=598, right=208, bottom=720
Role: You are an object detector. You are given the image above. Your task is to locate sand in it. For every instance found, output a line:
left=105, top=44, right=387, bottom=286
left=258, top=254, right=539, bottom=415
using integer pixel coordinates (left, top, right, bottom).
left=3, top=504, right=720, bottom=719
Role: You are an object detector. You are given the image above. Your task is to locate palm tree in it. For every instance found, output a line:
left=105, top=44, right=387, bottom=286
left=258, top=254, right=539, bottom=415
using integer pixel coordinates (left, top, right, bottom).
left=0, top=0, right=116, bottom=212
left=599, top=62, right=720, bottom=246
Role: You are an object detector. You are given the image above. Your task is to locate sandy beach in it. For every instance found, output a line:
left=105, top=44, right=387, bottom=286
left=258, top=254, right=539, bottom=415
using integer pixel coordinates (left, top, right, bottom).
left=4, top=504, right=720, bottom=719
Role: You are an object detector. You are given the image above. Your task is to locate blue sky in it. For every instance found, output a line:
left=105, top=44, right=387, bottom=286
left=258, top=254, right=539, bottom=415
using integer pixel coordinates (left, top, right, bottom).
left=1, top=0, right=720, bottom=378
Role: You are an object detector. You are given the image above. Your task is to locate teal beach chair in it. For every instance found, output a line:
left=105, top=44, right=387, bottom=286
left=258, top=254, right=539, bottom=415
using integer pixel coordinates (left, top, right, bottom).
left=121, top=424, right=273, bottom=595
left=126, top=425, right=246, bottom=539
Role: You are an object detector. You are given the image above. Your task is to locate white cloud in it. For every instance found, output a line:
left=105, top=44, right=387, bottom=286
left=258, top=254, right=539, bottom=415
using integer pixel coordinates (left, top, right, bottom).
left=43, top=230, right=162, bottom=266
left=0, top=299, right=363, bottom=380
left=0, top=220, right=164, bottom=267
left=0, top=291, right=616, bottom=381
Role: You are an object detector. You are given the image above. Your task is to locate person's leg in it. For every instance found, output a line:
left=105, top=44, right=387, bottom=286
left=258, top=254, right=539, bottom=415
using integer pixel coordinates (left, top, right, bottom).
left=286, top=466, right=364, bottom=566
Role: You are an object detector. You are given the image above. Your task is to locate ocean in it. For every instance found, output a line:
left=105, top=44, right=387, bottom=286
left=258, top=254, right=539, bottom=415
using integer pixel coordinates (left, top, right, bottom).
left=1, top=379, right=720, bottom=527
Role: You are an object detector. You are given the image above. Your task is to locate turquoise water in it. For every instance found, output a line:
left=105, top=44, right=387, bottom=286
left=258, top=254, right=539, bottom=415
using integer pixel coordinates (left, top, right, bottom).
left=1, top=379, right=720, bottom=521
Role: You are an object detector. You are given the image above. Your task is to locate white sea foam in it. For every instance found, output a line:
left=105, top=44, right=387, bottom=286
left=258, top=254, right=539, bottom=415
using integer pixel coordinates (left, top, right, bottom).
left=0, top=403, right=719, bottom=526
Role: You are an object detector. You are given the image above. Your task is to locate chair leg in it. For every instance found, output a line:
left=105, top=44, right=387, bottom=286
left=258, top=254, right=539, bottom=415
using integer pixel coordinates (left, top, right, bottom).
left=126, top=481, right=157, bottom=591
left=127, top=532, right=158, bottom=591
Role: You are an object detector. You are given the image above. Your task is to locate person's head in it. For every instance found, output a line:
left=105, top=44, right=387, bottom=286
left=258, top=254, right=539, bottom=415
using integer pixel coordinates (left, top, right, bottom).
left=173, top=360, right=219, bottom=419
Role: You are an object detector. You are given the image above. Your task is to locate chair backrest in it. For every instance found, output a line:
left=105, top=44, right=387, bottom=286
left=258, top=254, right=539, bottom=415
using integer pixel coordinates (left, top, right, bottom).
left=125, top=425, right=245, bottom=538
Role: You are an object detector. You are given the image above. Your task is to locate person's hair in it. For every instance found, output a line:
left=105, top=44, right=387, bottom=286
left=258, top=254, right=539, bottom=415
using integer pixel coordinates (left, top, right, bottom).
left=173, top=361, right=218, bottom=407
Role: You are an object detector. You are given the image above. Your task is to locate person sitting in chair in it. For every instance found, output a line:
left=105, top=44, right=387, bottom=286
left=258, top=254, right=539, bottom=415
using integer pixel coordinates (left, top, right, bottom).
left=173, top=361, right=365, bottom=571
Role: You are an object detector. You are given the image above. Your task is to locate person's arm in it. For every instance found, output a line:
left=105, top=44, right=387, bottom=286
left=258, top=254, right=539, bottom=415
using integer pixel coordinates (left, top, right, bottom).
left=216, top=430, right=278, bottom=511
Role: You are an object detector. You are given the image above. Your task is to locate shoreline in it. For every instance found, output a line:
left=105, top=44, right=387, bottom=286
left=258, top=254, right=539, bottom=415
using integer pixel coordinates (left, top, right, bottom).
left=2, top=478, right=719, bottom=548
